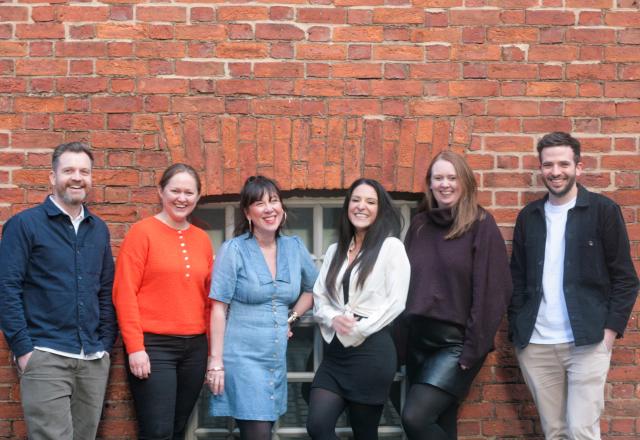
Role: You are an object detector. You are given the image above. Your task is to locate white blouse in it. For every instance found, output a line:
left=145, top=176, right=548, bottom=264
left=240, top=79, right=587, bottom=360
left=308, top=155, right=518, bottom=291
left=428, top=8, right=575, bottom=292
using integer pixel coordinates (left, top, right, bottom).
left=313, top=236, right=410, bottom=347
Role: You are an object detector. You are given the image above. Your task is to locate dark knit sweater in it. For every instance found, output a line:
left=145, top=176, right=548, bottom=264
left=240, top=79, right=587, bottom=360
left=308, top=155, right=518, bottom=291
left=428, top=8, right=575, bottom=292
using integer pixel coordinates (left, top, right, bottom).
left=402, top=207, right=512, bottom=367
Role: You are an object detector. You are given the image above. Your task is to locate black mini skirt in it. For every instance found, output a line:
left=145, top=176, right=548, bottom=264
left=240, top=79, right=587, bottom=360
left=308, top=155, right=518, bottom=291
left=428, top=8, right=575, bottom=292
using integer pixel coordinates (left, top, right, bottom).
left=311, top=327, right=397, bottom=405
left=406, top=317, right=485, bottom=399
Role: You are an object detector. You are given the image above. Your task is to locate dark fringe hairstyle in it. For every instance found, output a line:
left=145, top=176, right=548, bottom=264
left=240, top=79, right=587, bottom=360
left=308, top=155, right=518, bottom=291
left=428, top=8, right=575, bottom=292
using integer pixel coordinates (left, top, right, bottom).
left=324, top=178, right=402, bottom=298
left=234, top=175, right=287, bottom=237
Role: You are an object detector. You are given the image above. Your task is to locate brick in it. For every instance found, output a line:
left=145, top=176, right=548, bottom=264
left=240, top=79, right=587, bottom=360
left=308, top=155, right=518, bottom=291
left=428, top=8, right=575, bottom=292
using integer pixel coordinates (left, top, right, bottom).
left=11, top=132, right=64, bottom=149
left=14, top=97, right=64, bottom=113
left=450, top=10, right=501, bottom=25
left=92, top=96, right=143, bottom=113
left=487, top=26, right=538, bottom=43
left=526, top=82, right=576, bottom=97
left=566, top=101, right=616, bottom=117
left=294, top=79, right=344, bottom=96
left=297, top=7, right=346, bottom=23
left=54, top=114, right=104, bottom=130
left=526, top=10, right=575, bottom=25
left=253, top=62, right=302, bottom=78
left=451, top=44, right=501, bottom=61
left=332, top=62, right=381, bottom=78
left=175, top=61, right=224, bottom=77
left=56, top=6, right=109, bottom=22
left=217, top=79, right=267, bottom=96
left=487, top=100, right=539, bottom=116
left=529, top=45, right=579, bottom=61
left=606, top=82, right=640, bottom=98
left=566, top=64, right=616, bottom=80
left=57, top=78, right=108, bottom=93
left=218, top=6, right=268, bottom=21
left=216, top=42, right=268, bottom=58
left=373, top=45, right=423, bottom=61
left=605, top=11, right=640, bottom=27
left=16, top=23, right=64, bottom=39
left=333, top=26, right=384, bottom=42
left=0, top=6, right=28, bottom=21
left=602, top=118, right=640, bottom=134
left=371, top=80, right=422, bottom=96
left=411, top=28, right=461, bottom=43
left=297, top=44, right=347, bottom=60
left=449, top=80, right=499, bottom=97
left=16, top=59, right=66, bottom=76
left=605, top=46, right=640, bottom=62
left=409, top=100, right=460, bottom=116
left=137, top=6, right=186, bottom=22
left=96, top=60, right=147, bottom=76
left=567, top=28, right=615, bottom=44
left=0, top=42, right=28, bottom=57
left=488, top=64, right=537, bottom=79
left=410, top=63, right=460, bottom=80
left=172, top=97, right=225, bottom=113
left=619, top=29, right=640, bottom=45
left=373, top=8, right=424, bottom=24
left=138, top=78, right=189, bottom=94
left=174, top=25, right=226, bottom=41
left=256, top=23, right=305, bottom=41
left=135, top=42, right=186, bottom=58
left=485, top=135, right=535, bottom=152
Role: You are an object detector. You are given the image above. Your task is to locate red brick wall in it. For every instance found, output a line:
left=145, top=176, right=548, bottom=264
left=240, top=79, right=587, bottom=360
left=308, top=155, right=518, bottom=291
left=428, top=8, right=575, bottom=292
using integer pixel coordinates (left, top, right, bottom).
left=1, top=0, right=639, bottom=438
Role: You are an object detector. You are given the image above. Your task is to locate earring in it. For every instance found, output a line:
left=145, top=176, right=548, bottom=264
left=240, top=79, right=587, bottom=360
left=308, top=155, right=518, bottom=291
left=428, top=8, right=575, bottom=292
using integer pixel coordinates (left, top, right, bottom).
left=248, top=218, right=252, bottom=233
left=282, top=211, right=287, bottom=226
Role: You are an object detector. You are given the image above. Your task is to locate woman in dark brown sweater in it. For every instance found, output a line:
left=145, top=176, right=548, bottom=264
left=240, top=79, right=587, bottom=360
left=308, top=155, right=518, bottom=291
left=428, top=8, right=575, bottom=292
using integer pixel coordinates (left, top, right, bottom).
left=400, top=151, right=512, bottom=439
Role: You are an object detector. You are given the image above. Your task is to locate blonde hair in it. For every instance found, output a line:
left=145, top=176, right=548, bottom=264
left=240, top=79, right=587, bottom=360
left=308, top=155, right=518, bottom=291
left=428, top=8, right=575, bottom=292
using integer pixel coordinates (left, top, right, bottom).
left=423, top=151, right=484, bottom=239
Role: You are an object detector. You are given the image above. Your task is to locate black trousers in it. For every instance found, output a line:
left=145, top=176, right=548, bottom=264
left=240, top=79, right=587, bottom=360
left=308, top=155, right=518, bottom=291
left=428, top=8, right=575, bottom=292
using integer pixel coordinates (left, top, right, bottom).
left=126, top=333, right=208, bottom=440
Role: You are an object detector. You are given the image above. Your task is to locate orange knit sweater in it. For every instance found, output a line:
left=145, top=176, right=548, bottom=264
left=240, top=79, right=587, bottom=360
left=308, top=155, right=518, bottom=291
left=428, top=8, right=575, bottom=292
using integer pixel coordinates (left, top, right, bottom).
left=113, top=216, right=214, bottom=354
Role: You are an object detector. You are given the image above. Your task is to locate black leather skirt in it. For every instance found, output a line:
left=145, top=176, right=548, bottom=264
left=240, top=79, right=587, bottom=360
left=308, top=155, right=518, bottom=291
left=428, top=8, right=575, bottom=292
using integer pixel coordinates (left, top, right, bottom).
left=406, top=317, right=485, bottom=399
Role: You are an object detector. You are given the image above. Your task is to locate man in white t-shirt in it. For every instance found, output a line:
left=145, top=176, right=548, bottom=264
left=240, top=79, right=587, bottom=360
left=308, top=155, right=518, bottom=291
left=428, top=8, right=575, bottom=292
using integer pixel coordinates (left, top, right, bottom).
left=509, top=132, right=639, bottom=439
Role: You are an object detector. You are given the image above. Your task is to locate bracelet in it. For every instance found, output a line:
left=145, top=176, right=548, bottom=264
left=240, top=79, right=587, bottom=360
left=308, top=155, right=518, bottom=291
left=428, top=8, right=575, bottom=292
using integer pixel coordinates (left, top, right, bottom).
left=287, top=311, right=300, bottom=324
left=207, top=366, right=224, bottom=372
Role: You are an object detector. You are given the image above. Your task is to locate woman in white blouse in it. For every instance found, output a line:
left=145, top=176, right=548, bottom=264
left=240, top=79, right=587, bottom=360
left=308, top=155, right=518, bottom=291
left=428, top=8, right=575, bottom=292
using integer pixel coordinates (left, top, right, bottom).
left=307, top=178, right=410, bottom=440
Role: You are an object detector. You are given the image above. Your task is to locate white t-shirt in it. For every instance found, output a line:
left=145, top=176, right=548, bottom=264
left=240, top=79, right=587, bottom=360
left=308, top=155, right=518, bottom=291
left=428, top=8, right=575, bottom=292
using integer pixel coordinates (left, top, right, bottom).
left=530, top=197, right=576, bottom=344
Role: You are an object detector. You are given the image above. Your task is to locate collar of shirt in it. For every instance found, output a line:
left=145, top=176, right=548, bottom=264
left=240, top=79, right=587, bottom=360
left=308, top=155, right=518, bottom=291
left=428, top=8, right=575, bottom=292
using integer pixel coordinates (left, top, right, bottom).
left=49, top=195, right=85, bottom=234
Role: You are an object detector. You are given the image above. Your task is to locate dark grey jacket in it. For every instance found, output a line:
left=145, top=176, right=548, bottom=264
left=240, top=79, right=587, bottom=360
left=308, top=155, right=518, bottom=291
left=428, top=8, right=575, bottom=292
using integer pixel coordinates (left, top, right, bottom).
left=509, top=185, right=639, bottom=348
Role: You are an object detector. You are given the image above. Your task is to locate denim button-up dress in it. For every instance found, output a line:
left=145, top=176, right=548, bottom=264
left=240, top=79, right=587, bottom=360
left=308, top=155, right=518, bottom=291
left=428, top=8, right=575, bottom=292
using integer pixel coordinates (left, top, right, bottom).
left=209, top=233, right=317, bottom=421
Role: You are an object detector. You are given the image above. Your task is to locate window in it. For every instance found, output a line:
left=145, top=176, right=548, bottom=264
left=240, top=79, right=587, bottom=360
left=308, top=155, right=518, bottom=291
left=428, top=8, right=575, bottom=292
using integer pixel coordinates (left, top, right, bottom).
left=188, top=196, right=418, bottom=440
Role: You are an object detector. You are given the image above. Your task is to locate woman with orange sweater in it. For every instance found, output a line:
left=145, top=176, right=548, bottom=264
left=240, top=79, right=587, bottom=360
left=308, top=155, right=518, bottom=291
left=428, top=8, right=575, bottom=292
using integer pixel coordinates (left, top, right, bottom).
left=113, top=164, right=213, bottom=440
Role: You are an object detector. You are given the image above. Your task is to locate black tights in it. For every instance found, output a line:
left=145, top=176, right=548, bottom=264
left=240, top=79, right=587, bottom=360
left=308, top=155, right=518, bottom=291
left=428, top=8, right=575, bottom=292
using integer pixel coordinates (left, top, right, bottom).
left=236, top=419, right=273, bottom=440
left=401, top=384, right=459, bottom=440
left=307, top=388, right=384, bottom=440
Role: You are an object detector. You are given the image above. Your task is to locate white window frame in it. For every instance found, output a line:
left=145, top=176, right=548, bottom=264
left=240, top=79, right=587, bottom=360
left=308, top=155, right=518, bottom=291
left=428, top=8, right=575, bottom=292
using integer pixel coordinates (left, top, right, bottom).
left=188, top=197, right=416, bottom=440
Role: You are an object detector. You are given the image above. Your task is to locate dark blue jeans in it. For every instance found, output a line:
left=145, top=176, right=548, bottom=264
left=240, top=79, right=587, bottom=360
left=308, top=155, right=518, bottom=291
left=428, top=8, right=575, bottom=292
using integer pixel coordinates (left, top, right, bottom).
left=126, top=333, right=208, bottom=440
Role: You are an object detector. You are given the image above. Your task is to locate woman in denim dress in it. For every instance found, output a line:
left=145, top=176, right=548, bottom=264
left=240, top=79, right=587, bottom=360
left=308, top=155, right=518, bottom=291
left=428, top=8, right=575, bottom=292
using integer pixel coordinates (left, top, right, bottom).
left=207, top=176, right=318, bottom=440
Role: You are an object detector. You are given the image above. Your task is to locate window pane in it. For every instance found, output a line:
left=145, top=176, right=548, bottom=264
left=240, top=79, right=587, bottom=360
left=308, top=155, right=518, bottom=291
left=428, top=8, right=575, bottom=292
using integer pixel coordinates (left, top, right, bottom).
left=286, top=325, right=314, bottom=373
left=285, top=207, right=314, bottom=250
left=322, top=208, right=341, bottom=254
left=194, top=209, right=226, bottom=251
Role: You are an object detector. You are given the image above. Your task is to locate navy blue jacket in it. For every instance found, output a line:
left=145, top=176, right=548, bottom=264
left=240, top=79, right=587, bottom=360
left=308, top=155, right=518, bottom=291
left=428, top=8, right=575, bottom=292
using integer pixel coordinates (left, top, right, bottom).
left=509, top=185, right=639, bottom=348
left=0, top=197, right=117, bottom=357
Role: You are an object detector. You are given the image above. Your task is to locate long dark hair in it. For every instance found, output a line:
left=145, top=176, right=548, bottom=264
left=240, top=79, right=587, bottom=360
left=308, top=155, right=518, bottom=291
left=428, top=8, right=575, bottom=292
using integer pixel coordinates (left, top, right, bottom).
left=234, top=175, right=287, bottom=237
left=325, top=178, right=402, bottom=298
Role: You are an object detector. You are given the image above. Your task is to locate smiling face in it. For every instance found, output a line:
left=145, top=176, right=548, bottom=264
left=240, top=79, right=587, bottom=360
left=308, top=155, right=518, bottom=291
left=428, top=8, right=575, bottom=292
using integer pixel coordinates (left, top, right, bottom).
left=158, top=171, right=200, bottom=227
left=347, top=183, right=379, bottom=234
left=245, top=190, right=284, bottom=238
left=49, top=151, right=92, bottom=213
left=429, top=159, right=461, bottom=208
left=540, top=145, right=583, bottom=205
